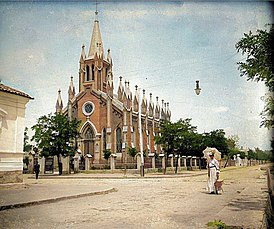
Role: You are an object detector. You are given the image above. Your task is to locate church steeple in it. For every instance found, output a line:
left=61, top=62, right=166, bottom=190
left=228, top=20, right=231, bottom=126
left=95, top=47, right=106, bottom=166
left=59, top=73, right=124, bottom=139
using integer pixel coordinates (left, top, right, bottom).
left=88, top=11, right=104, bottom=59
left=78, top=5, right=112, bottom=94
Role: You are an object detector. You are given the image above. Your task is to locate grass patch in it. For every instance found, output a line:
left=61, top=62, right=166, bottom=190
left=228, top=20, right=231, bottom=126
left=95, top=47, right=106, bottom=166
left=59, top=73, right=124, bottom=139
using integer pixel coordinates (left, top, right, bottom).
left=207, top=220, right=227, bottom=229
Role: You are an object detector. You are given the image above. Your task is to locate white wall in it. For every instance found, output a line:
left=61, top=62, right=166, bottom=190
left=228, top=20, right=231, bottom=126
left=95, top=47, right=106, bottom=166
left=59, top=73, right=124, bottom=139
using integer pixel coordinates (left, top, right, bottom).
left=0, top=91, right=30, bottom=172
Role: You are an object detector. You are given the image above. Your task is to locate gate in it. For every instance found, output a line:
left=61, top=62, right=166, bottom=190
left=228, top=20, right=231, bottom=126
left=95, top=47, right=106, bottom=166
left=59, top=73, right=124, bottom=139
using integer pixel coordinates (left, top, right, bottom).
left=45, top=157, right=54, bottom=174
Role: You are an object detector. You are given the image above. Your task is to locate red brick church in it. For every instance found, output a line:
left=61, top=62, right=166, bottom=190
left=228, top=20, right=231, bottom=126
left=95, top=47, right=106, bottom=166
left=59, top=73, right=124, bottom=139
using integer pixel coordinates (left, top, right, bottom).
left=55, top=10, right=171, bottom=167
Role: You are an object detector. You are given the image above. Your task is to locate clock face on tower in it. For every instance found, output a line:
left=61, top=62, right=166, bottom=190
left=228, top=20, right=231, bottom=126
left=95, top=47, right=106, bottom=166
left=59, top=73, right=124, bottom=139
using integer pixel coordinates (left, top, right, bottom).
left=82, top=102, right=94, bottom=116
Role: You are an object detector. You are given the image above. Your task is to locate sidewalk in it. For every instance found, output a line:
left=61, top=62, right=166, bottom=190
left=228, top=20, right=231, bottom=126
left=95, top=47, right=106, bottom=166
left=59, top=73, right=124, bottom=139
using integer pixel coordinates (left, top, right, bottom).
left=0, top=169, right=208, bottom=211
left=0, top=177, right=116, bottom=211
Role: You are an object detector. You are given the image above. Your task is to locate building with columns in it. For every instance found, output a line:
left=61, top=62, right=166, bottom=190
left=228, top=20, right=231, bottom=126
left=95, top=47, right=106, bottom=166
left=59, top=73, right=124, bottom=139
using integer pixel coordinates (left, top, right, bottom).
left=56, top=11, right=171, bottom=168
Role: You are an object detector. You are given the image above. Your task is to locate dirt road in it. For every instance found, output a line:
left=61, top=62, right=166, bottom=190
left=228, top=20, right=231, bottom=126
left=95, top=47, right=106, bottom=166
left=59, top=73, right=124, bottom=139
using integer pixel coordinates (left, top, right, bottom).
left=0, top=165, right=268, bottom=228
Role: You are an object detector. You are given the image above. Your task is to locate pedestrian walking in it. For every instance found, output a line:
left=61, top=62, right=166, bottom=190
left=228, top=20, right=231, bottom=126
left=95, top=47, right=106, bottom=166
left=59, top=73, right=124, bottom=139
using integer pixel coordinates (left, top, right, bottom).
left=34, top=162, right=40, bottom=179
left=207, top=152, right=220, bottom=194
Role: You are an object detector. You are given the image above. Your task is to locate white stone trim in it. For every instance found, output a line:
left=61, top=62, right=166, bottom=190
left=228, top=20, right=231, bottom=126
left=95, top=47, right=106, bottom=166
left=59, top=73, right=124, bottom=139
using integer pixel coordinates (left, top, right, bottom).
left=82, top=101, right=95, bottom=116
left=80, top=120, right=98, bottom=136
left=123, top=126, right=128, bottom=133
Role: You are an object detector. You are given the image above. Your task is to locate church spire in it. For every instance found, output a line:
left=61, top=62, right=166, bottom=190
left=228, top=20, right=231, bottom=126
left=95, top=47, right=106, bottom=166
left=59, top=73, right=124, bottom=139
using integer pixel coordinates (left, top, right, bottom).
left=79, top=44, right=86, bottom=63
left=68, top=76, right=75, bottom=101
left=88, top=9, right=104, bottom=59
left=55, top=89, right=63, bottom=113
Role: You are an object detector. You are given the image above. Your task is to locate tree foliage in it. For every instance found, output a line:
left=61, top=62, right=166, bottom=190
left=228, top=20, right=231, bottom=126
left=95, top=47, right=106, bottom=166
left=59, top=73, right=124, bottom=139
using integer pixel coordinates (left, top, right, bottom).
left=155, top=119, right=180, bottom=174
left=23, top=127, right=32, bottom=152
left=128, top=147, right=138, bottom=158
left=226, top=135, right=240, bottom=150
left=155, top=118, right=230, bottom=173
left=31, top=113, right=80, bottom=163
left=247, top=148, right=272, bottom=161
left=103, top=149, right=112, bottom=160
left=236, top=24, right=274, bottom=129
left=202, top=130, right=229, bottom=156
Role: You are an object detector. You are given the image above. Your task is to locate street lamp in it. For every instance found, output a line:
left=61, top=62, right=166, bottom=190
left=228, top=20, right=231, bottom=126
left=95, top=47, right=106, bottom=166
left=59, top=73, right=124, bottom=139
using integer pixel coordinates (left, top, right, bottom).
left=137, top=86, right=144, bottom=177
left=194, top=80, right=201, bottom=95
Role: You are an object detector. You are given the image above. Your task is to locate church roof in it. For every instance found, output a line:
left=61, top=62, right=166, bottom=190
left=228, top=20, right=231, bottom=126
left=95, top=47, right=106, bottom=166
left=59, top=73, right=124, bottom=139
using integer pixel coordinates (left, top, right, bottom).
left=63, top=89, right=123, bottom=114
left=0, top=83, right=33, bottom=99
left=88, top=19, right=104, bottom=59
left=96, top=90, right=123, bottom=111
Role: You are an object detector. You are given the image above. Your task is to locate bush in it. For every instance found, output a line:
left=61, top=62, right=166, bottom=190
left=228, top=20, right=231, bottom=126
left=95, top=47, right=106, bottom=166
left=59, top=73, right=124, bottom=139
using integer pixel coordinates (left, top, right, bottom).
left=207, top=220, right=227, bottom=229
left=103, top=149, right=112, bottom=160
left=128, top=147, right=137, bottom=158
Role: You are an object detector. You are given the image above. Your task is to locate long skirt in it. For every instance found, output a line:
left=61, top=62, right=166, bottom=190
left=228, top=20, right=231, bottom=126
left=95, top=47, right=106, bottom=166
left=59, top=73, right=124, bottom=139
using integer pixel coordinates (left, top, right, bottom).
left=208, top=168, right=217, bottom=193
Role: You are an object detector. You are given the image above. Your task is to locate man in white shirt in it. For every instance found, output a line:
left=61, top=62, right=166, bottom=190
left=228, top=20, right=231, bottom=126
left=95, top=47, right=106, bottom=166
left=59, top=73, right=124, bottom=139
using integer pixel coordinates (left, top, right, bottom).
left=207, top=152, right=220, bottom=194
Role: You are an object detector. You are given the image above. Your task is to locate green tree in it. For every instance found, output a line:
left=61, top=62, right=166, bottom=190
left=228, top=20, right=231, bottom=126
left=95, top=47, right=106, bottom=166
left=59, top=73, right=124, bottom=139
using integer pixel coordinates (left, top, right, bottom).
left=155, top=120, right=177, bottom=174
left=128, top=147, right=138, bottom=159
left=236, top=24, right=274, bottom=129
left=103, top=149, right=112, bottom=161
left=155, top=118, right=199, bottom=174
left=247, top=149, right=256, bottom=160
left=255, top=147, right=272, bottom=161
left=226, top=135, right=240, bottom=150
left=31, top=113, right=80, bottom=175
left=174, top=119, right=199, bottom=173
left=175, top=119, right=198, bottom=156
left=23, top=127, right=32, bottom=153
left=203, top=129, right=229, bottom=156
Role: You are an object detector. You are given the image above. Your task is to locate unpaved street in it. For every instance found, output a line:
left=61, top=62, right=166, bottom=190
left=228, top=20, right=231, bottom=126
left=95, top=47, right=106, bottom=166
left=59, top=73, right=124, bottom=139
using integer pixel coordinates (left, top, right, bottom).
left=0, top=166, right=268, bottom=229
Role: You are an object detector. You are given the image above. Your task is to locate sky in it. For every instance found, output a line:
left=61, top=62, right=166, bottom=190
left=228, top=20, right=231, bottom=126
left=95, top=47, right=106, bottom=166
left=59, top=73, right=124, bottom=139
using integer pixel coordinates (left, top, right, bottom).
left=0, top=1, right=273, bottom=150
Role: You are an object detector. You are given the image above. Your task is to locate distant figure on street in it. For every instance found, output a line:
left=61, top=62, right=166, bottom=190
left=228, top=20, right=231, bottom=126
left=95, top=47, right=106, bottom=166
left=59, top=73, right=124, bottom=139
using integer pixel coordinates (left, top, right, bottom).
left=59, top=162, right=63, bottom=175
left=34, top=162, right=40, bottom=179
left=207, top=152, right=220, bottom=194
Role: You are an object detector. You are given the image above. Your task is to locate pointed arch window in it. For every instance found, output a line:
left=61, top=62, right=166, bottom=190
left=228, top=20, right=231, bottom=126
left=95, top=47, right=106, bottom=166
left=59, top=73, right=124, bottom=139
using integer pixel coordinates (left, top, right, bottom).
left=103, top=128, right=107, bottom=151
left=86, top=65, right=90, bottom=81
left=85, top=127, right=93, bottom=139
left=147, top=130, right=151, bottom=148
left=92, top=64, right=95, bottom=80
left=116, top=127, right=122, bottom=153
left=105, top=68, right=108, bottom=82
left=131, top=127, right=135, bottom=147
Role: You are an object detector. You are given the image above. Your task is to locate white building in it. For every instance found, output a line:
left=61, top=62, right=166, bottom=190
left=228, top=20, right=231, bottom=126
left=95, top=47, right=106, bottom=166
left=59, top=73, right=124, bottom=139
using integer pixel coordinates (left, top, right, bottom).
left=0, top=83, right=33, bottom=183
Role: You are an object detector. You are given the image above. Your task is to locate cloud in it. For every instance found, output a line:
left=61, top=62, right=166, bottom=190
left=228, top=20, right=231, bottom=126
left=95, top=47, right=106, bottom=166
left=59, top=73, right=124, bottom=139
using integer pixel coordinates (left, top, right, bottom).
left=212, top=106, right=229, bottom=113
left=0, top=47, right=46, bottom=78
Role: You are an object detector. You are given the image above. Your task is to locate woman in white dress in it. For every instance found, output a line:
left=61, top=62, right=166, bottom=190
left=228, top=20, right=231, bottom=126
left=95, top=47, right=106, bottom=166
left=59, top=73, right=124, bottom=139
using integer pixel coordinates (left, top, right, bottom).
left=207, top=152, right=220, bottom=194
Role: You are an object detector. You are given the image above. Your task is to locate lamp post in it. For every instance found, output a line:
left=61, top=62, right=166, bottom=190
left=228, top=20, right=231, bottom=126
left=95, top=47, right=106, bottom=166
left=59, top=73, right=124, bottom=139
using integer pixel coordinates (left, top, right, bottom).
left=195, top=80, right=201, bottom=95
left=138, top=87, right=144, bottom=177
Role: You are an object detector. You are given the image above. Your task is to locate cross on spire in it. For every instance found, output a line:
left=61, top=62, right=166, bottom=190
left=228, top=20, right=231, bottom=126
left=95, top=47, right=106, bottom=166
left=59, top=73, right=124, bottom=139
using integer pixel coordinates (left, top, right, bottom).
left=95, top=0, right=98, bottom=19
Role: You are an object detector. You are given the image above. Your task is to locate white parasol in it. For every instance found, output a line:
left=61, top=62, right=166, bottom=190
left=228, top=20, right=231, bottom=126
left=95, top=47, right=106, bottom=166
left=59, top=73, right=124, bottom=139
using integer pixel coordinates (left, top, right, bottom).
left=203, top=147, right=222, bottom=160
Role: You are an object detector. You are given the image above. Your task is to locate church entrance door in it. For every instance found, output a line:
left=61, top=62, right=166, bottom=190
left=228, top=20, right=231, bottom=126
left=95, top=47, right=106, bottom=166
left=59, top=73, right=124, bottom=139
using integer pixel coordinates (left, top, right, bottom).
left=80, top=125, right=95, bottom=170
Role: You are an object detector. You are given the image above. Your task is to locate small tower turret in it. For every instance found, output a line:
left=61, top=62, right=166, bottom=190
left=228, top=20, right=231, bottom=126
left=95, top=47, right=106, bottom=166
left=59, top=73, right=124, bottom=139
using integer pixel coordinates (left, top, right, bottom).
left=68, top=76, right=76, bottom=101
left=118, top=76, right=124, bottom=101
left=107, top=49, right=112, bottom=68
left=141, top=89, right=147, bottom=115
left=133, top=85, right=139, bottom=112
left=166, top=102, right=171, bottom=121
left=55, top=89, right=63, bottom=113
left=161, top=99, right=166, bottom=120
left=155, top=96, right=160, bottom=119
left=148, top=93, right=154, bottom=117
left=79, top=45, right=86, bottom=92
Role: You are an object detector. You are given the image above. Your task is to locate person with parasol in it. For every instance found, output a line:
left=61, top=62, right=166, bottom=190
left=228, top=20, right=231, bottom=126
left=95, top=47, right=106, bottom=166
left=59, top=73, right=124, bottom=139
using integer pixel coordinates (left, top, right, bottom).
left=207, top=152, right=220, bottom=194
